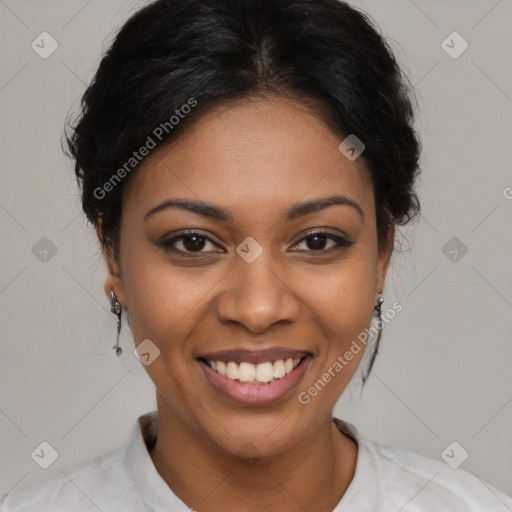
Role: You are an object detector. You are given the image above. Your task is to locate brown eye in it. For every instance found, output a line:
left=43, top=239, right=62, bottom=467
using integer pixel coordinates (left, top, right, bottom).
left=181, top=234, right=208, bottom=252
left=291, top=230, right=354, bottom=252
left=305, top=233, right=330, bottom=250
left=157, top=230, right=223, bottom=255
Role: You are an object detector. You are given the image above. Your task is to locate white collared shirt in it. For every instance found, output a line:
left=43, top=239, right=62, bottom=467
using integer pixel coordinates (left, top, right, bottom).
left=2, top=410, right=511, bottom=511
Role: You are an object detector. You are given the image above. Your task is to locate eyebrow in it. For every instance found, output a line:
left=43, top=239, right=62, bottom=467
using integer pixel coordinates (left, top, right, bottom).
left=144, top=194, right=364, bottom=223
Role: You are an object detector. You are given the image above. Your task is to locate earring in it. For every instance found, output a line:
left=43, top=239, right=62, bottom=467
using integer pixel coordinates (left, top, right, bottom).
left=363, top=288, right=384, bottom=385
left=374, top=288, right=384, bottom=316
left=110, top=286, right=122, bottom=356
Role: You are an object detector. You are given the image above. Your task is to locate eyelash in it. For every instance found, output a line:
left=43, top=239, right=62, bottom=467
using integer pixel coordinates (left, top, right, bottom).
left=157, top=229, right=354, bottom=256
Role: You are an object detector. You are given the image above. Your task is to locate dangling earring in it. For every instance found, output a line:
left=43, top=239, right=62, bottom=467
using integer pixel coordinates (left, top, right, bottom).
left=374, top=288, right=384, bottom=317
left=109, top=286, right=122, bottom=356
left=363, top=288, right=384, bottom=385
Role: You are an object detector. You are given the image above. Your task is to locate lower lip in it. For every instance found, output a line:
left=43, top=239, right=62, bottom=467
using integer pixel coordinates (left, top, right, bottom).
left=198, top=356, right=312, bottom=406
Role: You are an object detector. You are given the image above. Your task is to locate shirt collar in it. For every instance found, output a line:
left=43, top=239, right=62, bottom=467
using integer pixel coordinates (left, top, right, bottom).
left=124, top=410, right=188, bottom=511
left=124, top=411, right=378, bottom=511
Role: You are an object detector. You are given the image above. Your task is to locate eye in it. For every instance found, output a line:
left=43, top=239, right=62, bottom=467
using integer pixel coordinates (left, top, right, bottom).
left=156, top=229, right=353, bottom=256
left=290, top=230, right=354, bottom=252
left=157, top=230, right=223, bottom=255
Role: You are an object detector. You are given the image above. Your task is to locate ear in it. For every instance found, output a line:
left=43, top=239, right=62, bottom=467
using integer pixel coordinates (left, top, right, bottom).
left=375, top=222, right=394, bottom=295
left=95, top=218, right=126, bottom=306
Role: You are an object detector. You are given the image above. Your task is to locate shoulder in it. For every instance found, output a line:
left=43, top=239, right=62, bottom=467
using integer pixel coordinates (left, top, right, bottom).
left=362, top=439, right=512, bottom=511
left=0, top=444, right=140, bottom=512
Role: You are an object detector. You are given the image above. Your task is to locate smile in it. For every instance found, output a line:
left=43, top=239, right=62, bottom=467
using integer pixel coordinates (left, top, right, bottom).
left=205, top=357, right=303, bottom=384
left=197, top=348, right=313, bottom=406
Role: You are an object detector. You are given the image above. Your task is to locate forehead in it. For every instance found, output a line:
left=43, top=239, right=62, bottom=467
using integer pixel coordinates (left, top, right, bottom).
left=123, top=96, right=374, bottom=218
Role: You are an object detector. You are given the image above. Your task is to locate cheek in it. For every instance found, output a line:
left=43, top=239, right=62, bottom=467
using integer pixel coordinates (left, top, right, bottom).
left=295, top=310, right=375, bottom=413
left=118, top=229, right=214, bottom=345
left=120, top=249, right=217, bottom=409
left=298, top=256, right=377, bottom=389
left=300, top=254, right=376, bottom=327
left=123, top=261, right=219, bottom=349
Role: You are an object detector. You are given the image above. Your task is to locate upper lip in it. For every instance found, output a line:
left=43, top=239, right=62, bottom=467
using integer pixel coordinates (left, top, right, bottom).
left=197, top=347, right=311, bottom=365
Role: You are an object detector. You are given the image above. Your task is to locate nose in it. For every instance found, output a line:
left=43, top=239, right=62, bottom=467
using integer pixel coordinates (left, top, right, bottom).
left=215, top=252, right=301, bottom=334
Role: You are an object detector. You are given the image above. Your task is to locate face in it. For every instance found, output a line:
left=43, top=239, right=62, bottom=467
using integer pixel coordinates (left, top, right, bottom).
left=101, top=96, right=393, bottom=457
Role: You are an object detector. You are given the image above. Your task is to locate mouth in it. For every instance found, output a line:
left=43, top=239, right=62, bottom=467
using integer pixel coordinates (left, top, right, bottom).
left=197, top=348, right=313, bottom=406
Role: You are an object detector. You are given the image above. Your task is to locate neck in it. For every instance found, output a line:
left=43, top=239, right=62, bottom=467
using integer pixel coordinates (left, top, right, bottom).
left=149, top=394, right=358, bottom=511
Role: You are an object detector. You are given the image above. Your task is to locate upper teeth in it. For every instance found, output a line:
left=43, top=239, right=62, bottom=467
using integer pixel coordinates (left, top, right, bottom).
left=209, top=358, right=301, bottom=383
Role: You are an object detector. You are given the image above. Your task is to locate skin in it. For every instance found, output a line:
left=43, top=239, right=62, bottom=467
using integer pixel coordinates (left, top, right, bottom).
left=98, top=95, right=394, bottom=511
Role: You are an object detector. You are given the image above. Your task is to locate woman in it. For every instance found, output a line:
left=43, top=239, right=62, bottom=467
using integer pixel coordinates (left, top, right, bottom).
left=2, top=0, right=510, bottom=510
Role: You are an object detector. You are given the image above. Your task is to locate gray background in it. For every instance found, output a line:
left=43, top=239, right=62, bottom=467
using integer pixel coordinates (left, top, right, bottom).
left=1, top=0, right=511, bottom=501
